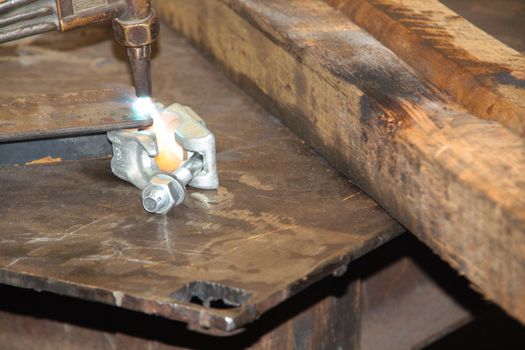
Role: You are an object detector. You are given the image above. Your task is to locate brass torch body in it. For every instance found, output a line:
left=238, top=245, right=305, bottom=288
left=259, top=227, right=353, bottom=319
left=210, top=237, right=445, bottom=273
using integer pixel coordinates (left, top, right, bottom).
left=0, top=0, right=160, bottom=97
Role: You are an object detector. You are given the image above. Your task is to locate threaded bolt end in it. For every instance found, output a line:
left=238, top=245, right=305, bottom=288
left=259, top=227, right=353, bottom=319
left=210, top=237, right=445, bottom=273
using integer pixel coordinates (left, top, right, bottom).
left=142, top=186, right=170, bottom=213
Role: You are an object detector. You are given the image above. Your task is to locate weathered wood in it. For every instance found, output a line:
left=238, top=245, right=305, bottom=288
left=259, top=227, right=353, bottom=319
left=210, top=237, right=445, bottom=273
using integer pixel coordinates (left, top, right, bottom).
left=154, top=0, right=525, bottom=323
left=324, top=0, right=525, bottom=136
left=440, top=0, right=525, bottom=54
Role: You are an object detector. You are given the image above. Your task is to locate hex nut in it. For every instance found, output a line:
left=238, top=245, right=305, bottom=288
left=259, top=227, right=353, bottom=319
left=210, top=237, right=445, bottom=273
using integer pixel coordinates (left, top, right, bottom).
left=167, top=177, right=187, bottom=207
left=112, top=10, right=160, bottom=47
left=141, top=174, right=175, bottom=214
left=141, top=174, right=186, bottom=214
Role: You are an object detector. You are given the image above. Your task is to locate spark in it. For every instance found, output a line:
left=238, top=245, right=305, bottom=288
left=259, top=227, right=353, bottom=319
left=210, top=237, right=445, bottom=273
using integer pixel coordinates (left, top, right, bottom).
left=133, top=97, right=161, bottom=122
left=133, top=97, right=167, bottom=139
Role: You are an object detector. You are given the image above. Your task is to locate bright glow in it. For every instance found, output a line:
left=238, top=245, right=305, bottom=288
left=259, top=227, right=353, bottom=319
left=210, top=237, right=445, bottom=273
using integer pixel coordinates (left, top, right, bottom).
left=133, top=97, right=161, bottom=121
left=132, top=97, right=183, bottom=172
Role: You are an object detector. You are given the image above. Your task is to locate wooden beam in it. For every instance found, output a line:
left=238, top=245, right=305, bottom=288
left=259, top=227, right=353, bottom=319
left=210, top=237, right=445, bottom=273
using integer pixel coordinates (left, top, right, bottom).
left=324, top=0, right=525, bottom=136
left=154, top=0, right=525, bottom=323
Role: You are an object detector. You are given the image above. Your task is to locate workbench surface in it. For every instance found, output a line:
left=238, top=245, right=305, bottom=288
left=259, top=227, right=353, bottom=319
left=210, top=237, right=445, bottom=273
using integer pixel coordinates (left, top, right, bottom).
left=0, top=24, right=403, bottom=333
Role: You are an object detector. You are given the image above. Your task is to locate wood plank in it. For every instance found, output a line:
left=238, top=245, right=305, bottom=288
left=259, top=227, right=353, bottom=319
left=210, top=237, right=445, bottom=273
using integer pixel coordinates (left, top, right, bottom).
left=154, top=0, right=525, bottom=323
left=441, top=0, right=525, bottom=54
left=324, top=0, right=525, bottom=136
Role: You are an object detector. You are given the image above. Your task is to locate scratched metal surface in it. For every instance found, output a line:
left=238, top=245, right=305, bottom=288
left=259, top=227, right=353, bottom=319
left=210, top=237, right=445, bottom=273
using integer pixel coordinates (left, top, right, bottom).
left=0, top=24, right=404, bottom=333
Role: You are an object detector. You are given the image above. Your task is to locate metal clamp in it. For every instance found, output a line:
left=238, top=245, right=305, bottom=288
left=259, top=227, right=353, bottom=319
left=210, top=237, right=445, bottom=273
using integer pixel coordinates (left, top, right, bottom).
left=141, top=153, right=204, bottom=214
left=168, top=103, right=218, bottom=190
left=107, top=129, right=159, bottom=190
left=107, top=103, right=219, bottom=214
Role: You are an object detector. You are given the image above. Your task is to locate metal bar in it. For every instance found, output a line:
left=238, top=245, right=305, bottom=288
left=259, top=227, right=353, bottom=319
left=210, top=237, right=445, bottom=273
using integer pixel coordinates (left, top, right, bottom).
left=0, top=21, right=55, bottom=42
left=59, top=3, right=124, bottom=31
left=0, top=6, right=52, bottom=27
left=0, top=0, right=37, bottom=14
left=0, top=134, right=112, bottom=165
left=0, top=89, right=151, bottom=142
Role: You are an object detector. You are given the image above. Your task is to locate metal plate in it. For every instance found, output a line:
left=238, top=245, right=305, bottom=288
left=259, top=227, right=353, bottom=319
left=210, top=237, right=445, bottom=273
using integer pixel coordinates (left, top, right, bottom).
left=0, top=89, right=151, bottom=142
left=0, top=26, right=151, bottom=142
left=0, top=24, right=404, bottom=333
left=0, top=134, right=112, bottom=165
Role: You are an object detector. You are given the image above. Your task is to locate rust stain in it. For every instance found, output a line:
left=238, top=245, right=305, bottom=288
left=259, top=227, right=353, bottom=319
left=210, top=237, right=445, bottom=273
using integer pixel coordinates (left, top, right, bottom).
left=26, top=156, right=63, bottom=165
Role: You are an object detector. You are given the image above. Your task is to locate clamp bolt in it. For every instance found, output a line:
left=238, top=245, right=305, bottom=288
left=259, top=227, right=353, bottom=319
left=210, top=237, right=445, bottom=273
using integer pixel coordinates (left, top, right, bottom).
left=141, top=153, right=204, bottom=214
left=142, top=186, right=171, bottom=213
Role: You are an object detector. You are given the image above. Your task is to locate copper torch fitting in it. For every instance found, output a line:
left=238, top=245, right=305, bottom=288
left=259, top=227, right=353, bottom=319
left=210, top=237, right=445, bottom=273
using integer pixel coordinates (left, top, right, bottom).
left=112, top=9, right=159, bottom=48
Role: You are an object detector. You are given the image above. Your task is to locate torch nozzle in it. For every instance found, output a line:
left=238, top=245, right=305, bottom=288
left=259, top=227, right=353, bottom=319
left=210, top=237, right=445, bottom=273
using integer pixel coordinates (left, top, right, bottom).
left=127, top=45, right=152, bottom=98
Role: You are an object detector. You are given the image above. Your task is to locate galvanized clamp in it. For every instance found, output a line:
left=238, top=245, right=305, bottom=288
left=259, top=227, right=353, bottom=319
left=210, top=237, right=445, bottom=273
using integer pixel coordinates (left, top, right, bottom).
left=107, top=103, right=219, bottom=214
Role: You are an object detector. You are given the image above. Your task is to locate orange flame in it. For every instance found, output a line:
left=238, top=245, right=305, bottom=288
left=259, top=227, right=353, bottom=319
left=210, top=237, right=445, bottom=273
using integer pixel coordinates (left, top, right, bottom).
left=134, top=98, right=184, bottom=172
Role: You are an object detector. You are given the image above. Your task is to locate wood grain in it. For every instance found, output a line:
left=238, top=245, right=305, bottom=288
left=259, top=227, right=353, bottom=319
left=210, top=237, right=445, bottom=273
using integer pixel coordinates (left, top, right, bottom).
left=154, top=0, right=525, bottom=323
left=324, top=0, right=525, bottom=136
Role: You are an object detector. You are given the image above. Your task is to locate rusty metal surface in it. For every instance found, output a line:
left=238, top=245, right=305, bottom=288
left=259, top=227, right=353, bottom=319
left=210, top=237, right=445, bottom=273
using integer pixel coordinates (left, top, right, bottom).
left=0, top=134, right=112, bottom=165
left=0, top=88, right=151, bottom=142
left=0, top=26, right=152, bottom=142
left=0, top=25, right=403, bottom=333
left=0, top=274, right=360, bottom=349
left=0, top=236, right=491, bottom=349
